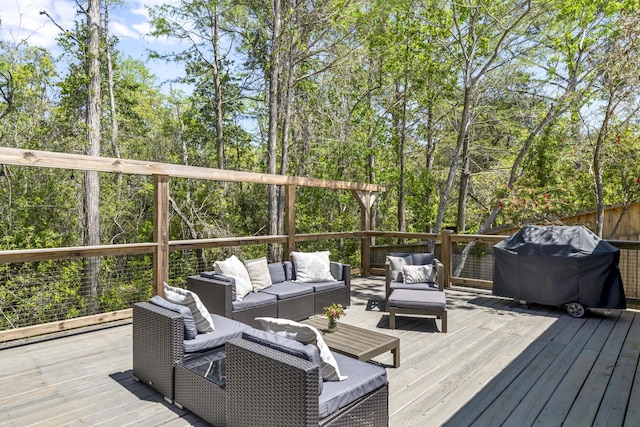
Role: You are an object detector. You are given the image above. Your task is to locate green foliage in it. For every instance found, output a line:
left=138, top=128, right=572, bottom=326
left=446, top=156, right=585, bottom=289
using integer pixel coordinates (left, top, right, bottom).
left=3, top=2, right=640, bottom=329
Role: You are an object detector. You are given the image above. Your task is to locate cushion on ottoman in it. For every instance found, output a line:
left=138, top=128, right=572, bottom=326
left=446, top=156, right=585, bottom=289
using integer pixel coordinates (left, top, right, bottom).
left=387, top=288, right=446, bottom=310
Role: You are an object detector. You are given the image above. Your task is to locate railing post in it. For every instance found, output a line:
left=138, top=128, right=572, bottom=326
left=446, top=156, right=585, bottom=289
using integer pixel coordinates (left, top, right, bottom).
left=352, top=190, right=376, bottom=276
left=153, top=174, right=170, bottom=296
left=440, top=230, right=453, bottom=288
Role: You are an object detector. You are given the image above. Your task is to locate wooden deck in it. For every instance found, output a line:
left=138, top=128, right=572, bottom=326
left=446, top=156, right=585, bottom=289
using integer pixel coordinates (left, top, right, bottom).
left=2, top=276, right=639, bottom=426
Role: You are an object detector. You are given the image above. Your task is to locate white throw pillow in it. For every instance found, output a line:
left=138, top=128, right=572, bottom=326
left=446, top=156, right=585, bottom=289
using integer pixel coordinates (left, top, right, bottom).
left=387, top=255, right=412, bottom=282
left=163, top=282, right=215, bottom=333
left=256, top=317, right=348, bottom=381
left=403, top=264, right=436, bottom=284
left=214, top=255, right=253, bottom=300
left=244, top=257, right=273, bottom=292
left=291, top=251, right=335, bottom=283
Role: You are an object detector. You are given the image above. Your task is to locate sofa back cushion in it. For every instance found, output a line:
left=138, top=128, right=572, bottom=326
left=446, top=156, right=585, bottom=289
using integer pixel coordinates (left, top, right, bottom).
left=163, top=282, right=215, bottom=334
left=284, top=261, right=294, bottom=281
left=256, top=317, right=347, bottom=382
left=330, top=262, right=343, bottom=281
left=388, top=252, right=435, bottom=282
left=268, top=262, right=287, bottom=284
left=149, top=295, right=198, bottom=340
left=241, top=329, right=323, bottom=392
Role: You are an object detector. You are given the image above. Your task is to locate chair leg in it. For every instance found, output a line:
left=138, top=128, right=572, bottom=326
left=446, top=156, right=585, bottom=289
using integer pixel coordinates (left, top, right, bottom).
left=441, top=311, right=447, bottom=333
left=389, top=310, right=396, bottom=329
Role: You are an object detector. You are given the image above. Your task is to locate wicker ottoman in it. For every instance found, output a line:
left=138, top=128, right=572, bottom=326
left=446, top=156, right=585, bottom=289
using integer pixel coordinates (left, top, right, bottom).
left=387, top=288, right=447, bottom=332
left=174, top=347, right=227, bottom=426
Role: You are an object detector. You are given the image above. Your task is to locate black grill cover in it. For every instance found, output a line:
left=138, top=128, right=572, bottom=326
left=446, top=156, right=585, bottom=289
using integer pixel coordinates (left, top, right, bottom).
left=493, top=225, right=625, bottom=309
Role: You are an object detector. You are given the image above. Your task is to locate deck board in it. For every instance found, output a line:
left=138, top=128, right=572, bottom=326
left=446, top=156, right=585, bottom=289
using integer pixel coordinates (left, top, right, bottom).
left=1, top=276, right=639, bottom=427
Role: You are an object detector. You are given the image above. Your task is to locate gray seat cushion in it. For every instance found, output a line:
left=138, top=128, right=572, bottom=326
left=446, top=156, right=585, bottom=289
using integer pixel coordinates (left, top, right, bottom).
left=390, top=281, right=439, bottom=292
left=306, top=280, right=345, bottom=292
left=184, top=314, right=253, bottom=353
left=318, top=353, right=388, bottom=419
left=388, top=289, right=446, bottom=310
left=232, top=291, right=277, bottom=311
left=262, top=281, right=314, bottom=300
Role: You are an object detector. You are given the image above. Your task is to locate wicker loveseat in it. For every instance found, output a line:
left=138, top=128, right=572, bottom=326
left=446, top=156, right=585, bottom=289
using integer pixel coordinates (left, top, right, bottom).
left=187, top=260, right=351, bottom=329
left=132, top=299, right=388, bottom=426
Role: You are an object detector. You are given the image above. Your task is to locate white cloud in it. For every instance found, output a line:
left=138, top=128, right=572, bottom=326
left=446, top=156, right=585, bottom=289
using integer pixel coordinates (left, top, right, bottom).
left=0, top=0, right=76, bottom=49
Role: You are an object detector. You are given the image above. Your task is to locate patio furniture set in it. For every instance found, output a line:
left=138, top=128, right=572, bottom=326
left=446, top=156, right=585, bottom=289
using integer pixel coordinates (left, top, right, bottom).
left=132, top=251, right=446, bottom=426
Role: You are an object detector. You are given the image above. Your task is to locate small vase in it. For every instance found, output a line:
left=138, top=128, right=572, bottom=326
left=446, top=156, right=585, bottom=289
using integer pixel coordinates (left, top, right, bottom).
left=327, top=317, right=338, bottom=333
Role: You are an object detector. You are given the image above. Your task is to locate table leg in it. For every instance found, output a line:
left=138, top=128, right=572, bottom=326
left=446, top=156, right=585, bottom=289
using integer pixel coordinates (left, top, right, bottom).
left=392, top=346, right=400, bottom=368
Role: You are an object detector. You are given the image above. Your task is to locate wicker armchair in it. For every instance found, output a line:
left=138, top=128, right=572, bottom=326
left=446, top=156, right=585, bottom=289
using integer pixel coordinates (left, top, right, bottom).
left=225, top=336, right=389, bottom=427
left=132, top=302, right=185, bottom=403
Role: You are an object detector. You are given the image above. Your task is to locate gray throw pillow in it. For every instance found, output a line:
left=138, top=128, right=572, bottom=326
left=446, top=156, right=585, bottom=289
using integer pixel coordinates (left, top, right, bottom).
left=149, top=295, right=198, bottom=340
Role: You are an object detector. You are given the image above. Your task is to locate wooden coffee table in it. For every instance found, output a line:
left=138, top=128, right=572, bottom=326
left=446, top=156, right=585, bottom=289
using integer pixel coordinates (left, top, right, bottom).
left=302, top=317, right=400, bottom=367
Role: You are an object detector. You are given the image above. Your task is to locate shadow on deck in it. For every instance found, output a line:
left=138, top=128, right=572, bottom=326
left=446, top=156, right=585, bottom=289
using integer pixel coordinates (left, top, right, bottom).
left=1, top=276, right=638, bottom=426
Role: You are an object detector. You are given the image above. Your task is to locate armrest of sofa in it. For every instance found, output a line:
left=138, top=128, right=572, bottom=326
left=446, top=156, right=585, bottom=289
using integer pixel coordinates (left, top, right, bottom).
left=331, top=261, right=351, bottom=291
left=132, top=301, right=185, bottom=402
left=435, top=259, right=445, bottom=291
left=226, top=336, right=321, bottom=426
left=186, top=274, right=234, bottom=317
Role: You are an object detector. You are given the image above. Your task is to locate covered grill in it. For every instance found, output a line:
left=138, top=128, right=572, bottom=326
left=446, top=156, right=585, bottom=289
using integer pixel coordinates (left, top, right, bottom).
left=493, top=225, right=625, bottom=317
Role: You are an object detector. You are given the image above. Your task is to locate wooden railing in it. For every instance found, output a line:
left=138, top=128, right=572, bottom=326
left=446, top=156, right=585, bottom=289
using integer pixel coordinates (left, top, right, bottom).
left=1, top=148, right=639, bottom=342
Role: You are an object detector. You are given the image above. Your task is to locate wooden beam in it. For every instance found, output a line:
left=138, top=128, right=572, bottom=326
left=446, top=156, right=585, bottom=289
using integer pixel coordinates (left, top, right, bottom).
left=154, top=175, right=170, bottom=296
left=0, top=309, right=131, bottom=343
left=0, top=147, right=386, bottom=192
left=0, top=243, right=156, bottom=264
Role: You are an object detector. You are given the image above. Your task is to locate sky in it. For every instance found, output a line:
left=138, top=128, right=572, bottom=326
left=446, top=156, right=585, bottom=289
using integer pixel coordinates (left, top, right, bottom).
left=0, top=0, right=186, bottom=93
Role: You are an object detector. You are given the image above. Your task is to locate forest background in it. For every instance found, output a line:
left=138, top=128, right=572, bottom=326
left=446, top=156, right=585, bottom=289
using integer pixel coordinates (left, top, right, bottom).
left=1, top=0, right=640, bottom=300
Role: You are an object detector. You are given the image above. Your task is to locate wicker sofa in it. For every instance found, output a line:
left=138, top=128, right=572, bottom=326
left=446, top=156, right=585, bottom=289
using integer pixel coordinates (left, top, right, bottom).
left=132, top=299, right=388, bottom=426
left=187, top=260, right=351, bottom=329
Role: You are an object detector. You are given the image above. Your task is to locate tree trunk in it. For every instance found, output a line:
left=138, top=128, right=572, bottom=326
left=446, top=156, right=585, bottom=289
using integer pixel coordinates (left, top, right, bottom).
left=104, top=0, right=119, bottom=161
left=457, top=133, right=470, bottom=232
left=277, top=47, right=295, bottom=240
left=434, top=84, right=472, bottom=233
left=213, top=6, right=225, bottom=171
left=83, top=0, right=101, bottom=314
left=593, top=96, right=614, bottom=237
left=267, top=0, right=282, bottom=262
